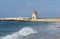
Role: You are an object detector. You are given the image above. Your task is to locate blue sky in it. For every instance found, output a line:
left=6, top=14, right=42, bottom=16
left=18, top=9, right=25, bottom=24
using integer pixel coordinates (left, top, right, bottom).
left=0, top=0, right=60, bottom=18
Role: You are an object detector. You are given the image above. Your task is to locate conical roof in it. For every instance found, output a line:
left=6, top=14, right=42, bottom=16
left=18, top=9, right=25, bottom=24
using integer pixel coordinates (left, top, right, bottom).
left=33, top=9, right=37, bottom=14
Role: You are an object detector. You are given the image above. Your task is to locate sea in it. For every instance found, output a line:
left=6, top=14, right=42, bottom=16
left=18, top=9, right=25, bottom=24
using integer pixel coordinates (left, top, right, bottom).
left=0, top=21, right=60, bottom=39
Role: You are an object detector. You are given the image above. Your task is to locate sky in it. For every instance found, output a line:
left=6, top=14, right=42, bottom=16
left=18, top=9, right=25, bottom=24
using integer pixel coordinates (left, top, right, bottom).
left=0, top=0, right=60, bottom=18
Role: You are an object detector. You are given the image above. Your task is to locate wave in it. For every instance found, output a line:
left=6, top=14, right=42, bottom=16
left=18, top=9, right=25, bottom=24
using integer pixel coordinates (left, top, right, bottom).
left=0, top=22, right=60, bottom=39
left=35, top=22, right=60, bottom=39
left=0, top=27, right=38, bottom=39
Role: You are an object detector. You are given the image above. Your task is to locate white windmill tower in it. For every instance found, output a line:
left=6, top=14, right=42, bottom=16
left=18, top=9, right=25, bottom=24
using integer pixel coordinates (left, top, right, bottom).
left=32, top=9, right=37, bottom=19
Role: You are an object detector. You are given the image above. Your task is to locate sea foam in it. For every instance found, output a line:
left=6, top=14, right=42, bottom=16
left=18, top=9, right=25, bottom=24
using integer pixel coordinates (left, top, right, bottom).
left=0, top=27, right=38, bottom=39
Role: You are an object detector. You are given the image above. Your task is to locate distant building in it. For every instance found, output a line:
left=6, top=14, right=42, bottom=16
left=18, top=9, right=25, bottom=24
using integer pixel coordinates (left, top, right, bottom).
left=32, top=9, right=37, bottom=19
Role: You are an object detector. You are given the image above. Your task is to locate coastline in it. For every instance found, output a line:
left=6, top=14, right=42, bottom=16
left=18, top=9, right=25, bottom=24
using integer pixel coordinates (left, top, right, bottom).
left=0, top=18, right=60, bottom=22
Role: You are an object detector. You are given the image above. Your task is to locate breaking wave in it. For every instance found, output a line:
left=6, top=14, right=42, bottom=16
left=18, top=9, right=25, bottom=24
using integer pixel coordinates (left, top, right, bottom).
left=0, top=22, right=60, bottom=39
left=0, top=27, right=38, bottom=39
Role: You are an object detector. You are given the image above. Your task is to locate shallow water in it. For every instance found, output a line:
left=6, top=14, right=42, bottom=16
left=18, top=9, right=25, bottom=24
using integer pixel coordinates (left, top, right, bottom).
left=0, top=21, right=60, bottom=39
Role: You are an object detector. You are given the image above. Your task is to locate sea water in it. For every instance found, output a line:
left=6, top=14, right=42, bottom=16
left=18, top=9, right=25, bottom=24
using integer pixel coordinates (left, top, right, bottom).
left=0, top=21, right=60, bottom=39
